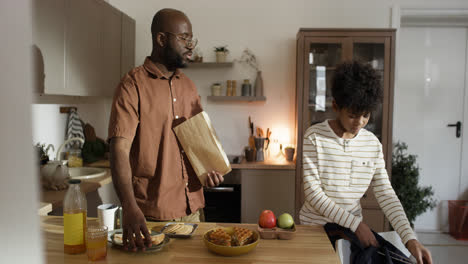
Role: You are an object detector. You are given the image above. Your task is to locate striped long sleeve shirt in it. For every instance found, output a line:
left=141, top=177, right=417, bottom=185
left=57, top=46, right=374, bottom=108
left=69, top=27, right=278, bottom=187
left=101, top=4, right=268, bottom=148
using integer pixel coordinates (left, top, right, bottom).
left=299, top=120, right=417, bottom=245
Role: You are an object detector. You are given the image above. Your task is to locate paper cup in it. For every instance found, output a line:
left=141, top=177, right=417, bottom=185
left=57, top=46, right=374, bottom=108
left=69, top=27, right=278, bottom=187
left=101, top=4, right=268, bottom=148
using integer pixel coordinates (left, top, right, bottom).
left=97, top=204, right=119, bottom=231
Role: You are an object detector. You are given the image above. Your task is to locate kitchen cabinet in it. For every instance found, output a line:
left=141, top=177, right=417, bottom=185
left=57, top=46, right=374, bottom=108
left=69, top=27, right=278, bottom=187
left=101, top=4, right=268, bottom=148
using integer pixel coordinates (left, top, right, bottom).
left=230, top=167, right=295, bottom=223
left=33, top=0, right=135, bottom=96
left=120, top=13, right=136, bottom=77
left=100, top=1, right=123, bottom=96
left=32, top=0, right=66, bottom=94
left=295, top=29, right=396, bottom=231
left=66, top=0, right=102, bottom=96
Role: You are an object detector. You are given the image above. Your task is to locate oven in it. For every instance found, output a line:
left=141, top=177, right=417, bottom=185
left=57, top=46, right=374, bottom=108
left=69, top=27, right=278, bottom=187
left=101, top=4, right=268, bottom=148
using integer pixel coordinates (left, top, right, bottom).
left=203, top=183, right=241, bottom=223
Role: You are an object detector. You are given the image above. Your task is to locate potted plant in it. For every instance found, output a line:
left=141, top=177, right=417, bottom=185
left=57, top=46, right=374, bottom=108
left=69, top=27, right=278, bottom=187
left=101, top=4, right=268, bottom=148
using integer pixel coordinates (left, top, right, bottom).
left=35, top=142, right=54, bottom=165
left=214, top=45, right=229, bottom=63
left=391, top=142, right=437, bottom=227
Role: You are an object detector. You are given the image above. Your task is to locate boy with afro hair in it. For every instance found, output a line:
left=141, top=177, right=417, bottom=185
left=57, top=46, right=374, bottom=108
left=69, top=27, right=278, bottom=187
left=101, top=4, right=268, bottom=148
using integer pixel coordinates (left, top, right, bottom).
left=300, top=61, right=432, bottom=263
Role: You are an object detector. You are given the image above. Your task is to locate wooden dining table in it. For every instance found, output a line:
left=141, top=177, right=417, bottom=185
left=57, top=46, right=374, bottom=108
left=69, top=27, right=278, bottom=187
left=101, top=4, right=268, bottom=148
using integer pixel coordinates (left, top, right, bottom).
left=41, top=216, right=340, bottom=263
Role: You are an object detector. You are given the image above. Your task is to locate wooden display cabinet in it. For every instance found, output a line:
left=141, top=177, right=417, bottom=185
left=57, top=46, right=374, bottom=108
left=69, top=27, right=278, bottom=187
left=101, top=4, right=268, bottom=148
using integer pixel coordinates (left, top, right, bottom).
left=294, top=29, right=396, bottom=231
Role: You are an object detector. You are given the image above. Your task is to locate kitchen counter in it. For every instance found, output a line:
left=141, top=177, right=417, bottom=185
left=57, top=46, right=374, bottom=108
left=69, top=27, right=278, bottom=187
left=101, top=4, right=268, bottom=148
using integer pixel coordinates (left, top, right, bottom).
left=85, top=158, right=296, bottom=171
left=41, top=216, right=339, bottom=263
left=231, top=159, right=295, bottom=170
left=41, top=169, right=112, bottom=210
left=38, top=202, right=53, bottom=216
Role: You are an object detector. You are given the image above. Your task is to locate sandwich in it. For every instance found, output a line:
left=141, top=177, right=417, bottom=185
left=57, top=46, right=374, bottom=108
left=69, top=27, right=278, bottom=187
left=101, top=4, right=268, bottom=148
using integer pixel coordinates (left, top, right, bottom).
left=113, top=232, right=165, bottom=246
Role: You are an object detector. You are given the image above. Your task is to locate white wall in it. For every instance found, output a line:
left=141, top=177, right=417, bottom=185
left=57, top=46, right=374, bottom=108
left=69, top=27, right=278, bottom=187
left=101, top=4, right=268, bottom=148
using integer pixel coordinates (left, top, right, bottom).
left=32, top=97, right=112, bottom=158
left=1, top=0, right=43, bottom=263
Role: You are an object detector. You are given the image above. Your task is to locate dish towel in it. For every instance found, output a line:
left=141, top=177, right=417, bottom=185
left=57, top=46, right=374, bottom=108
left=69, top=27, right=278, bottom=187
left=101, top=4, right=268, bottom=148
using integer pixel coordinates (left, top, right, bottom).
left=66, top=108, right=85, bottom=149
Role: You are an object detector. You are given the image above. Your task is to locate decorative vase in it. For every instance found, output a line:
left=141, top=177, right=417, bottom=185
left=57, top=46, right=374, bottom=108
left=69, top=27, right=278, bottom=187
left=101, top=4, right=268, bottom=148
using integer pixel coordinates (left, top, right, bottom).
left=254, top=71, right=263, bottom=97
left=216, top=51, right=227, bottom=63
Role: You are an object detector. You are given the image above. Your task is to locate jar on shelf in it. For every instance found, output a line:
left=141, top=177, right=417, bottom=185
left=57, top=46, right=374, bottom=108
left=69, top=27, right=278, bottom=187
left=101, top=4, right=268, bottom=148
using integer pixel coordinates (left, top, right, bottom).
left=226, top=80, right=232, bottom=96
left=211, top=83, right=222, bottom=96
left=232, top=80, right=237, bottom=96
left=68, top=148, right=83, bottom=167
left=242, top=79, right=252, bottom=96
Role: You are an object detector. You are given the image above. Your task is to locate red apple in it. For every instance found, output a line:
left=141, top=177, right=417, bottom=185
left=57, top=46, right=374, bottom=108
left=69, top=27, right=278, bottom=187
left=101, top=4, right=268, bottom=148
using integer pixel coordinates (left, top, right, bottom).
left=258, top=210, right=276, bottom=228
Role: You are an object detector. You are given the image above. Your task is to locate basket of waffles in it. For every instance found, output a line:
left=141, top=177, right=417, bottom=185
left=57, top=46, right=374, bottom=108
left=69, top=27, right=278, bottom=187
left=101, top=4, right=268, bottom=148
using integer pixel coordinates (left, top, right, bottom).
left=203, top=226, right=259, bottom=256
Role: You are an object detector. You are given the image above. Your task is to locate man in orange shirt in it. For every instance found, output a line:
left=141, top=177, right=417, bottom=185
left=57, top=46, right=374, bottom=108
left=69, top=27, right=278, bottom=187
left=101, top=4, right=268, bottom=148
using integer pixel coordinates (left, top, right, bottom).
left=108, top=8, right=223, bottom=251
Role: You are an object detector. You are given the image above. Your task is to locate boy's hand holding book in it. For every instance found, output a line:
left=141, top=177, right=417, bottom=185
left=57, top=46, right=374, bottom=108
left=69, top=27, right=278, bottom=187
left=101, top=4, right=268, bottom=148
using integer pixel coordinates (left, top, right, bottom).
left=355, top=222, right=379, bottom=248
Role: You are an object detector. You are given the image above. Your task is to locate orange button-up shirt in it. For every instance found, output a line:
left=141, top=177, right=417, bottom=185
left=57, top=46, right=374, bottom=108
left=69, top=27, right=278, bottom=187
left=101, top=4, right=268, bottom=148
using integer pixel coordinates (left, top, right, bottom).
left=108, top=57, right=204, bottom=220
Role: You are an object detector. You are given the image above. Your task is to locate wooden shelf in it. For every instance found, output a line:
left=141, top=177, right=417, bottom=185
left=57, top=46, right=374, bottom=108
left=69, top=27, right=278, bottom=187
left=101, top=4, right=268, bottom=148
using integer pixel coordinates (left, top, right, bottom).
left=207, top=96, right=266, bottom=102
left=308, top=101, right=333, bottom=108
left=187, top=62, right=233, bottom=68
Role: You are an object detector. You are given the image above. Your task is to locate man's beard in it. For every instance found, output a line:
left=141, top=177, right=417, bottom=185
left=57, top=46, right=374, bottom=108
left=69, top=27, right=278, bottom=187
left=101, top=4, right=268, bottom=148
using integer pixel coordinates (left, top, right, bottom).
left=163, top=45, right=187, bottom=70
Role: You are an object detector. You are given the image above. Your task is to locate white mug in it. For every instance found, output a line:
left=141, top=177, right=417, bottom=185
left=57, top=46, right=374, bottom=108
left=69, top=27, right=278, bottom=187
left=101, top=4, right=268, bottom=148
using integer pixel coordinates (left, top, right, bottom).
left=97, top=203, right=120, bottom=231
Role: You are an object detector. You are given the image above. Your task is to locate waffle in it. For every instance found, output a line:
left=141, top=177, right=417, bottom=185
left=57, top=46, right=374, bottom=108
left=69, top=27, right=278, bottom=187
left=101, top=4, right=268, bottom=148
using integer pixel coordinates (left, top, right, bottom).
left=208, top=228, right=232, bottom=246
left=232, top=227, right=253, bottom=246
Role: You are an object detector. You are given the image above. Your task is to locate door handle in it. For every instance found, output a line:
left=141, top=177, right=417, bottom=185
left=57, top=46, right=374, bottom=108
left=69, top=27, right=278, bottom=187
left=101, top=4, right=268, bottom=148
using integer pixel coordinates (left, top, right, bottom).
left=204, top=187, right=234, bottom=192
left=447, top=121, right=462, bottom=138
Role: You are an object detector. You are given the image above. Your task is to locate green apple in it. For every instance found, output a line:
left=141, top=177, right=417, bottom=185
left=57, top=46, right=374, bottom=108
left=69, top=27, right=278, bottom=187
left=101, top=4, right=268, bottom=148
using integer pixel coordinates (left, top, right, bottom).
left=277, top=213, right=294, bottom=229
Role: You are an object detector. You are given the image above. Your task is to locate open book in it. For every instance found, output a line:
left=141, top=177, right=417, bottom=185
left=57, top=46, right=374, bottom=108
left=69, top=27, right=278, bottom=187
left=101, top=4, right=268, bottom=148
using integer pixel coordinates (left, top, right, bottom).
left=173, top=111, right=231, bottom=185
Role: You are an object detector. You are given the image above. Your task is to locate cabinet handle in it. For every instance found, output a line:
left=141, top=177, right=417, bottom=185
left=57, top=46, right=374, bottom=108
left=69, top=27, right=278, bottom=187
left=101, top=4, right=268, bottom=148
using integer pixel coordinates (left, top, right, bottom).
left=204, top=187, right=234, bottom=192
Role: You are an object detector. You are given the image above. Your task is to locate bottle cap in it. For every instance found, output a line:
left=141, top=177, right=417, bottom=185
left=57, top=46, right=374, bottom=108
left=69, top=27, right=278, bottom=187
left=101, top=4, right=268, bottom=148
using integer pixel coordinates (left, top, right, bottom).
left=69, top=179, right=81, bottom=184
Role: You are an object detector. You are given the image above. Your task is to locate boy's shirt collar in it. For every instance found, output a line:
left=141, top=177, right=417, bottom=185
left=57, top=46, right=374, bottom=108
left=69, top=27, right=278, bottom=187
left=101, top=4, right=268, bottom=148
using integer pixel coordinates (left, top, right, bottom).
left=324, top=119, right=363, bottom=142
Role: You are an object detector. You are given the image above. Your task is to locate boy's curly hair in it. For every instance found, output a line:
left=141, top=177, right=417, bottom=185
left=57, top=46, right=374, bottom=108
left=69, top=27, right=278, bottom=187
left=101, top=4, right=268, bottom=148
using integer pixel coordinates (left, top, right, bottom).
left=331, top=61, right=383, bottom=114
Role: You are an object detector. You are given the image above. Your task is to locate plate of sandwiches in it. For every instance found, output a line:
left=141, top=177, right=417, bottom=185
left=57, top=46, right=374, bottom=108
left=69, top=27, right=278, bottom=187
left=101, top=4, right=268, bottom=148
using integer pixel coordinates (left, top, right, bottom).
left=109, top=229, right=170, bottom=253
left=203, top=226, right=259, bottom=256
left=158, top=222, right=198, bottom=238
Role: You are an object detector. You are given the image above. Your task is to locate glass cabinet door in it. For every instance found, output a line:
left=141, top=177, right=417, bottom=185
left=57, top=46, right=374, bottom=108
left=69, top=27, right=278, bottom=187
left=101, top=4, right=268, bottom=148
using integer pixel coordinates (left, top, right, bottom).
left=304, top=39, right=345, bottom=131
left=304, top=37, right=389, bottom=143
left=352, top=41, right=386, bottom=141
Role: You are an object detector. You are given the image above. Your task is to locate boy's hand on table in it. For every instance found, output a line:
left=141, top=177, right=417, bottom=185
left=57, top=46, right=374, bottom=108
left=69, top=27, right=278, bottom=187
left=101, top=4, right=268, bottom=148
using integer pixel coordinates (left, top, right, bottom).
left=206, top=171, right=224, bottom=187
left=406, top=239, right=432, bottom=264
left=355, top=222, right=379, bottom=248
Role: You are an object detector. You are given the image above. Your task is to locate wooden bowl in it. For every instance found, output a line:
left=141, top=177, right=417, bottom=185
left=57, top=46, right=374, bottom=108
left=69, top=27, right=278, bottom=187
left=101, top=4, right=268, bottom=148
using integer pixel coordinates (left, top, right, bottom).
left=203, top=227, right=259, bottom=256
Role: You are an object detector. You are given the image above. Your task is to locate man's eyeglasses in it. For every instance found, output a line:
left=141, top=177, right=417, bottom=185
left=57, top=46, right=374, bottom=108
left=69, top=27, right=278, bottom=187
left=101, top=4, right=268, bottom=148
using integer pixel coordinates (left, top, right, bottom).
left=165, top=32, right=198, bottom=49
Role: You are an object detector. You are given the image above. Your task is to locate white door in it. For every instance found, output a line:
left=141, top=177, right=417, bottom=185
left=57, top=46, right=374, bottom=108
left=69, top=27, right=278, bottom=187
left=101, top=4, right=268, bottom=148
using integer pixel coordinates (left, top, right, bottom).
left=395, top=27, right=467, bottom=231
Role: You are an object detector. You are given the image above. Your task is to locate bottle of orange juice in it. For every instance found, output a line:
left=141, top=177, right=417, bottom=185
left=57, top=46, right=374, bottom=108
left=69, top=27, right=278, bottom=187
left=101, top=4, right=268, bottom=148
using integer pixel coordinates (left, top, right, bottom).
left=63, top=179, right=87, bottom=254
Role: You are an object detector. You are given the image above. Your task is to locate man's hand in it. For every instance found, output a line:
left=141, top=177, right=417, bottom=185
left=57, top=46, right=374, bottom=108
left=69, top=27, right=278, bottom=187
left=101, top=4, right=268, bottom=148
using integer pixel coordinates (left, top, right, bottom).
left=406, top=239, right=432, bottom=264
left=205, top=171, right=224, bottom=187
left=355, top=222, right=379, bottom=248
left=121, top=205, right=152, bottom=251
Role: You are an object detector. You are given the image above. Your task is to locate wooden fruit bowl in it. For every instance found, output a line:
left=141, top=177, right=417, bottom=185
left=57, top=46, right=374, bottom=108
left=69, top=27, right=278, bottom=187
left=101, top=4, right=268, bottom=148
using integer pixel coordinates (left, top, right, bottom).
left=257, top=225, right=297, bottom=240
